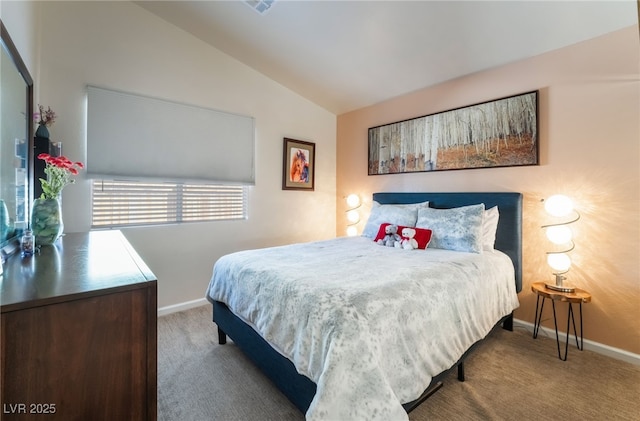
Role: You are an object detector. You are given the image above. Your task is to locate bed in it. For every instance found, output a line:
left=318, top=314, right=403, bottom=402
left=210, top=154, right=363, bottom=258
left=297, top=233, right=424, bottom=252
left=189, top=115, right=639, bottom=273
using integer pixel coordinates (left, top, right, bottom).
left=206, top=192, right=522, bottom=420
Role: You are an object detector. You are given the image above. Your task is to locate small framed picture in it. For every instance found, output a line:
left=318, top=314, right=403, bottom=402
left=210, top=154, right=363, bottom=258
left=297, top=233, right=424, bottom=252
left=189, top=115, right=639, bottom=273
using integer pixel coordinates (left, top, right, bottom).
left=283, top=138, right=315, bottom=191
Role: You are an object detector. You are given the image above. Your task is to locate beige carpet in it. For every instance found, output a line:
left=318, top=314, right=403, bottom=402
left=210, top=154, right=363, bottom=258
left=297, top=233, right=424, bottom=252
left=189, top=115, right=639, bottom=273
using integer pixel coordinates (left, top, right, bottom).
left=158, top=305, right=640, bottom=421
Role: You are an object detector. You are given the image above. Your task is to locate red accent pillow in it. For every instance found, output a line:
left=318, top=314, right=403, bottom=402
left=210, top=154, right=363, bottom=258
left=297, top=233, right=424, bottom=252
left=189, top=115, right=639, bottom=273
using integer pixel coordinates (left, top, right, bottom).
left=374, top=223, right=432, bottom=249
left=374, top=222, right=399, bottom=243
left=410, top=227, right=433, bottom=249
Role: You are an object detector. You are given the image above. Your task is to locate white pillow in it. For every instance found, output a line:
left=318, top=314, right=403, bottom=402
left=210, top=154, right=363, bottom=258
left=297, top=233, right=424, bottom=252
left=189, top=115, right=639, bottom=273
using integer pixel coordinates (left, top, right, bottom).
left=361, top=201, right=428, bottom=239
left=416, top=203, right=485, bottom=253
left=483, top=206, right=500, bottom=251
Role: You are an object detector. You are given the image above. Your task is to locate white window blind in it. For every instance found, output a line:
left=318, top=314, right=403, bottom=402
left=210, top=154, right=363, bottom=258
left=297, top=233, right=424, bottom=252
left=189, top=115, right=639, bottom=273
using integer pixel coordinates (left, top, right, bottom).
left=86, top=86, right=255, bottom=184
left=92, top=180, right=247, bottom=228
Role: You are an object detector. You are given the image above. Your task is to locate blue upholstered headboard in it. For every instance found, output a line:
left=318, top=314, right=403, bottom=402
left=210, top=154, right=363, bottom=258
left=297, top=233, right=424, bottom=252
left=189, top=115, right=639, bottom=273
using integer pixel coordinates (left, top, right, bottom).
left=373, top=192, right=523, bottom=293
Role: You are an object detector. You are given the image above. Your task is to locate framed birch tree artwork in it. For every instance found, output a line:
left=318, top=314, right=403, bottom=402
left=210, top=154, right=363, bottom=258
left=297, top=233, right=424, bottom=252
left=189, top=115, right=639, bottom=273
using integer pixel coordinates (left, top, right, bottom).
left=368, top=91, right=538, bottom=175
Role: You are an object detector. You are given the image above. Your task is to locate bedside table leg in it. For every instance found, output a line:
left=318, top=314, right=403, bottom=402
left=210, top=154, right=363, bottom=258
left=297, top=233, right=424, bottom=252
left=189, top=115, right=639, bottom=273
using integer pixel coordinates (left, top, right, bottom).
left=577, top=303, right=584, bottom=351
left=550, top=300, right=566, bottom=360
left=562, top=303, right=575, bottom=361
left=533, top=295, right=545, bottom=339
left=568, top=303, right=580, bottom=350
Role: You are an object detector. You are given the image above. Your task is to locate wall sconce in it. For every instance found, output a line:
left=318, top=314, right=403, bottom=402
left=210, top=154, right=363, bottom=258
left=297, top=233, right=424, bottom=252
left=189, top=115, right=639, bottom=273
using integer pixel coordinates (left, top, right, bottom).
left=346, top=194, right=361, bottom=237
left=542, top=194, right=580, bottom=292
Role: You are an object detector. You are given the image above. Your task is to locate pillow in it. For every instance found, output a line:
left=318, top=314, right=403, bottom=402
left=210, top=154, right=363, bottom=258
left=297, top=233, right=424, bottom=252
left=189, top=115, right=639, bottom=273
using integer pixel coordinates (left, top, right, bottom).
left=362, top=201, right=426, bottom=238
left=399, top=200, right=430, bottom=210
left=408, top=226, right=433, bottom=249
left=416, top=203, right=485, bottom=253
left=374, top=223, right=433, bottom=249
left=483, top=206, right=500, bottom=251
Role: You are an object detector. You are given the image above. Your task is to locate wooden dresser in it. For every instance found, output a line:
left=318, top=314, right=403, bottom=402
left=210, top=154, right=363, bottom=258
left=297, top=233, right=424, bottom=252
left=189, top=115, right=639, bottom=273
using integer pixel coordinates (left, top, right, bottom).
left=0, top=230, right=157, bottom=420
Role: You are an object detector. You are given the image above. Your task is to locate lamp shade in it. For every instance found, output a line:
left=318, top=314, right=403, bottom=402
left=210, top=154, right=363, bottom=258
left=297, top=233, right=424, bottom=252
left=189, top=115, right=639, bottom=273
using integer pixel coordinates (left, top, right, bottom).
left=346, top=194, right=360, bottom=208
left=546, top=225, right=573, bottom=244
left=346, top=210, right=360, bottom=223
left=544, top=194, right=574, bottom=217
left=547, top=253, right=571, bottom=272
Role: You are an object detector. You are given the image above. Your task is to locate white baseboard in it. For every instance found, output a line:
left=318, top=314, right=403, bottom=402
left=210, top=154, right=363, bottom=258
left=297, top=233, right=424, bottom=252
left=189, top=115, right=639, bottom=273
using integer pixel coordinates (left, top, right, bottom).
left=513, top=318, right=640, bottom=366
left=158, top=298, right=209, bottom=317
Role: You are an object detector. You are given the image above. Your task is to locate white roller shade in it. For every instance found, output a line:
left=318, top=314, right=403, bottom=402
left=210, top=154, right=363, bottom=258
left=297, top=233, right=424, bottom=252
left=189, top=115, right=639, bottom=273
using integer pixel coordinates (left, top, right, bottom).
left=87, top=86, right=255, bottom=184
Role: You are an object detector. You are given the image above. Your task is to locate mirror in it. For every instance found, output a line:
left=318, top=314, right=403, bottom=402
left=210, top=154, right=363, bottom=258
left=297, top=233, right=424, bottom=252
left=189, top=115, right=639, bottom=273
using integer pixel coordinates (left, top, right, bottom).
left=1, top=19, right=33, bottom=256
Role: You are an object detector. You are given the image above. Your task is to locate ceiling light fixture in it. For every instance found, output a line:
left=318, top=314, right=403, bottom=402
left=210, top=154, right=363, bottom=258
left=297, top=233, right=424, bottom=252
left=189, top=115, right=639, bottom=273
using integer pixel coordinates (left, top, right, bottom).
left=244, top=0, right=276, bottom=16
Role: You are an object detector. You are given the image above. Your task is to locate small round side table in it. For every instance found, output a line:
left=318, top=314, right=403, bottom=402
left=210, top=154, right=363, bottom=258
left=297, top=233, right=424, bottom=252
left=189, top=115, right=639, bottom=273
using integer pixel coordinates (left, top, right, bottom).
left=531, top=281, right=592, bottom=361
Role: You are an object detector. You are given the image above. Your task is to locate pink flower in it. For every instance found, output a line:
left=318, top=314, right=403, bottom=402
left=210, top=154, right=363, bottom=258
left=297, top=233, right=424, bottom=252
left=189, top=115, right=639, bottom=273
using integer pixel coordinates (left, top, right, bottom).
left=34, top=105, right=57, bottom=127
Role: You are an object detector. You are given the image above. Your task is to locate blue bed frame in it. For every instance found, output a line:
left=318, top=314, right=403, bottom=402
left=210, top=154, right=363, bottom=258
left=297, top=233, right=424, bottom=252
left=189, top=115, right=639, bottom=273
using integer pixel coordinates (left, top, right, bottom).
left=211, top=192, right=523, bottom=414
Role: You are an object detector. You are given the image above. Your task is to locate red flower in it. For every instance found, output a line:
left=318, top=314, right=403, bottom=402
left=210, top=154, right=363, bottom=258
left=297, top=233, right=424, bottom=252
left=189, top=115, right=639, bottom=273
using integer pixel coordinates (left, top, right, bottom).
left=37, top=154, right=84, bottom=199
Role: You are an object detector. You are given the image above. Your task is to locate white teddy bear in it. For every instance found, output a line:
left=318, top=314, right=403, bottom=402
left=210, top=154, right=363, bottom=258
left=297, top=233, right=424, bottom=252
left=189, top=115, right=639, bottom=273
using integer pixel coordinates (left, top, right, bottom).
left=398, top=227, right=418, bottom=250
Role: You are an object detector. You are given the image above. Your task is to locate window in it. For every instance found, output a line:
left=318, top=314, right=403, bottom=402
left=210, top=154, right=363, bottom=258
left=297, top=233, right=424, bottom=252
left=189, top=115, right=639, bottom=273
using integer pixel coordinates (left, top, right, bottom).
left=86, top=87, right=254, bottom=228
left=92, top=180, right=247, bottom=228
left=87, top=86, right=255, bottom=185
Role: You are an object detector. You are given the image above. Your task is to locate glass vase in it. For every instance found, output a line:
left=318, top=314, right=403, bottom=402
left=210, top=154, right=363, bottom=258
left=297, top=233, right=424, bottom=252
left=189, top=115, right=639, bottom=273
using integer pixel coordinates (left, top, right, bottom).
left=35, top=123, right=50, bottom=139
left=31, top=197, right=63, bottom=246
left=21, top=229, right=35, bottom=257
left=0, top=199, right=11, bottom=242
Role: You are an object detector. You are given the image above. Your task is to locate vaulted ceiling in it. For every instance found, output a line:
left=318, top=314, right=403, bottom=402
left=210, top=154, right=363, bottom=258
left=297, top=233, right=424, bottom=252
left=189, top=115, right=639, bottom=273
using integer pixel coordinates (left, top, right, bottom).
left=137, top=1, right=638, bottom=114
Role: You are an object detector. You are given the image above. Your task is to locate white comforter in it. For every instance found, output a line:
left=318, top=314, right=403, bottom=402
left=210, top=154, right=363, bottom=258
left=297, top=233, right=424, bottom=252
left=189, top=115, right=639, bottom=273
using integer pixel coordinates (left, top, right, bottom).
left=206, top=236, right=519, bottom=421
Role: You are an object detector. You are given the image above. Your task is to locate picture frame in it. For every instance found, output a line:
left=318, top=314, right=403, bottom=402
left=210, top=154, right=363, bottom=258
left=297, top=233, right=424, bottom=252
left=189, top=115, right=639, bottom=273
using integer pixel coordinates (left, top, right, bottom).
left=283, top=138, right=315, bottom=191
left=368, top=91, right=539, bottom=175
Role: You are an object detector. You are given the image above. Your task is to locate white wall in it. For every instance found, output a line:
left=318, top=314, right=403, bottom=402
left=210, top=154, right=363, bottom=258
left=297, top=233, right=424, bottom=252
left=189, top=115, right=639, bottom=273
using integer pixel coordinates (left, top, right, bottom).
left=0, top=1, right=39, bottom=75
left=32, top=1, right=336, bottom=308
left=336, top=26, right=640, bottom=354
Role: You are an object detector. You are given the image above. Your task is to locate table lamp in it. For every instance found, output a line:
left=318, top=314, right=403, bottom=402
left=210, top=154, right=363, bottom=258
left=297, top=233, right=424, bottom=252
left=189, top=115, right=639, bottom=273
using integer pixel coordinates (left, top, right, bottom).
left=346, top=194, right=360, bottom=237
left=542, top=194, right=580, bottom=292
